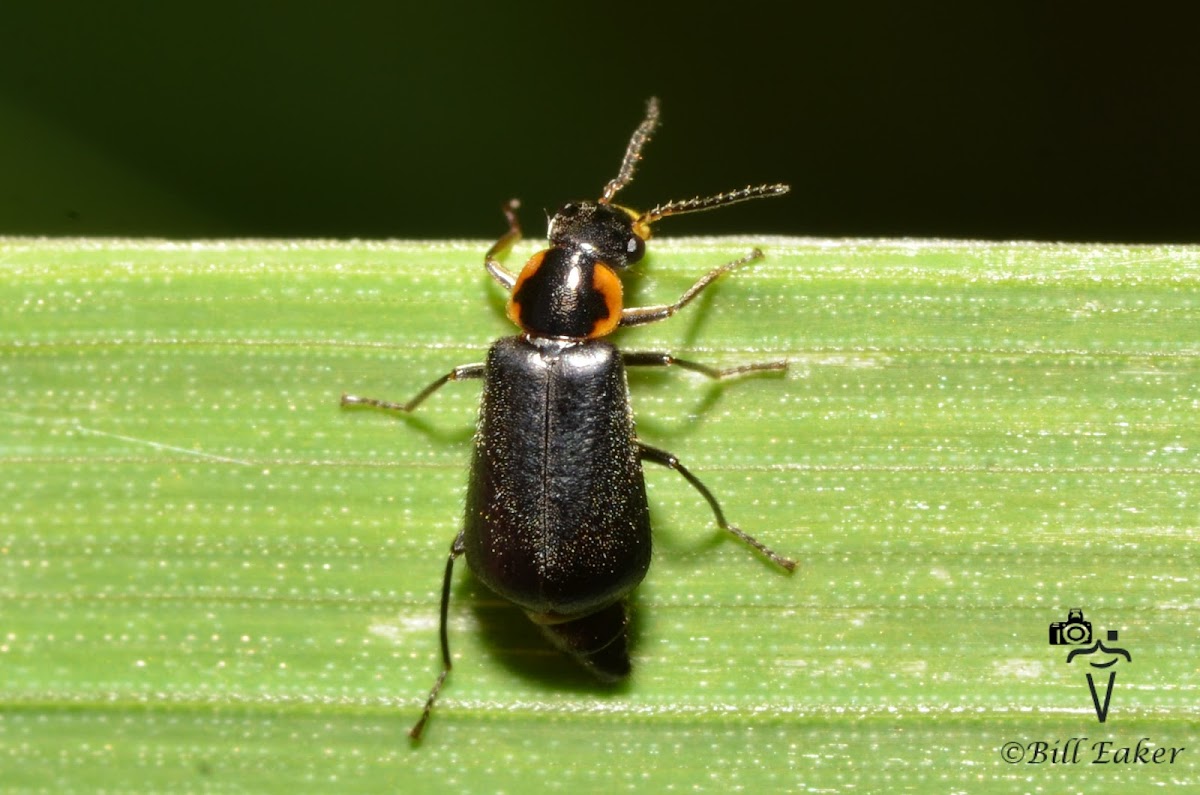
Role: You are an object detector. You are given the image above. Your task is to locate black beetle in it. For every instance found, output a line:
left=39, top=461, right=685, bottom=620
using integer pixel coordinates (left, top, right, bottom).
left=343, top=98, right=795, bottom=738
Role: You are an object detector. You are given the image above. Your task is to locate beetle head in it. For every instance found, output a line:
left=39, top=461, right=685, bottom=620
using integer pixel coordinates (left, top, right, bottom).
left=547, top=201, right=646, bottom=270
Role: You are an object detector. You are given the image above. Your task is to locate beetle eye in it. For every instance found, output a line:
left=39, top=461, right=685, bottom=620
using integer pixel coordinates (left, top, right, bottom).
left=626, top=235, right=645, bottom=262
left=560, top=203, right=579, bottom=216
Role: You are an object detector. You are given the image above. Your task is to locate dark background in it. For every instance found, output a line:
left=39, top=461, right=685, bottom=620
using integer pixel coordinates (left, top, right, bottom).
left=1, top=4, right=1195, bottom=242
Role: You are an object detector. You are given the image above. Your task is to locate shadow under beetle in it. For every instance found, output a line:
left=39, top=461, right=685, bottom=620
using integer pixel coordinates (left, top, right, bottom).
left=342, top=97, right=796, bottom=739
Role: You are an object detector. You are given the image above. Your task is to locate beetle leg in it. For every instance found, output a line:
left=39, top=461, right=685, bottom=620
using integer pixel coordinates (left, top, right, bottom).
left=618, top=248, right=764, bottom=328
left=484, top=199, right=523, bottom=291
left=622, top=351, right=787, bottom=379
left=341, top=363, right=484, bottom=413
left=638, top=443, right=796, bottom=572
left=410, top=531, right=467, bottom=740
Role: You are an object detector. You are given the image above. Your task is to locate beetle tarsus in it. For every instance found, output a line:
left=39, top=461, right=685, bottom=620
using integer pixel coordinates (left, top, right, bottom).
left=410, top=532, right=466, bottom=740
left=623, top=351, right=788, bottom=380
left=618, top=248, right=766, bottom=328
left=638, top=443, right=797, bottom=572
left=485, top=199, right=523, bottom=290
left=342, top=364, right=484, bottom=414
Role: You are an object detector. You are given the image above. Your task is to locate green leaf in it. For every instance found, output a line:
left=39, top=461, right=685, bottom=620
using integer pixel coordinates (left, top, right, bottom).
left=2, top=237, right=1197, bottom=792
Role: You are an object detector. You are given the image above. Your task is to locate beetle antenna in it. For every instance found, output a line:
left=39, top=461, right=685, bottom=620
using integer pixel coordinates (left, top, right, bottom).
left=636, top=183, right=790, bottom=228
left=600, top=97, right=661, bottom=204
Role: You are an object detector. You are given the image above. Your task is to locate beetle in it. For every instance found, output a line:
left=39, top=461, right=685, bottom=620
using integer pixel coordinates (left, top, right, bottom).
left=342, top=98, right=795, bottom=738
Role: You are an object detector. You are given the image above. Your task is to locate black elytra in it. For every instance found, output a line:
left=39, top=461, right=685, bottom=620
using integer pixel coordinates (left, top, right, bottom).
left=341, top=97, right=796, bottom=739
